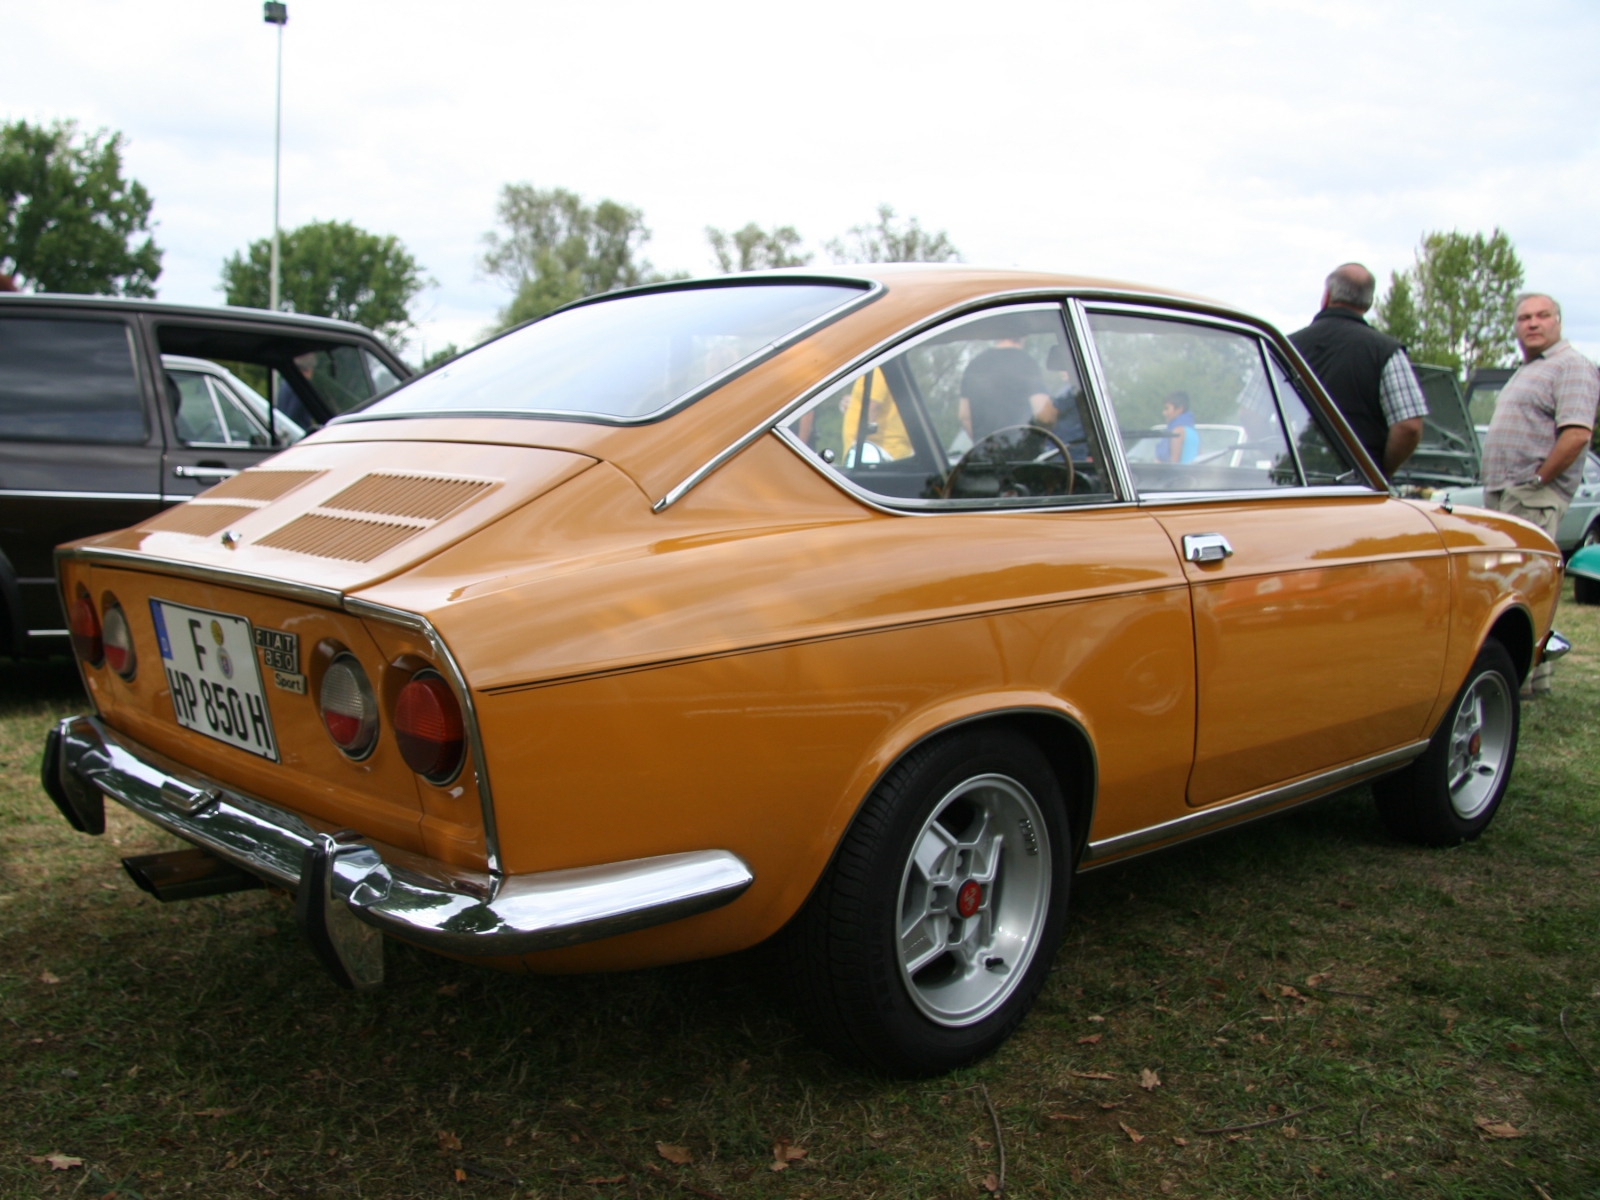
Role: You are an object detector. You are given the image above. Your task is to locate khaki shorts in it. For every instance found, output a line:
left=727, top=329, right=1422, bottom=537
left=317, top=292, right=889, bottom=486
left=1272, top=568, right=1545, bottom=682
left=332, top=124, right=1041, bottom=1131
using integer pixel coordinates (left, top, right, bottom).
left=1485, top=482, right=1568, bottom=541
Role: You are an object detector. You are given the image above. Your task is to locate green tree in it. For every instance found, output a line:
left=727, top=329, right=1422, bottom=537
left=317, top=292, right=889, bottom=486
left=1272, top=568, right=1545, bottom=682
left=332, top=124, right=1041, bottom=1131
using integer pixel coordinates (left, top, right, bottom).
left=706, top=222, right=811, bottom=272
left=825, top=204, right=961, bottom=264
left=420, top=343, right=460, bottom=370
left=481, top=185, right=670, bottom=329
left=221, top=219, right=426, bottom=345
left=0, top=119, right=162, bottom=295
left=1374, top=229, right=1524, bottom=373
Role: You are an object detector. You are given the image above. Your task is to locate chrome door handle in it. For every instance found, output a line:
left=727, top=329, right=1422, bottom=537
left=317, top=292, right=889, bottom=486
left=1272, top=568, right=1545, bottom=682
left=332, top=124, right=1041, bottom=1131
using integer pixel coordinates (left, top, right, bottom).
left=1182, top=533, right=1234, bottom=563
left=173, top=465, right=239, bottom=481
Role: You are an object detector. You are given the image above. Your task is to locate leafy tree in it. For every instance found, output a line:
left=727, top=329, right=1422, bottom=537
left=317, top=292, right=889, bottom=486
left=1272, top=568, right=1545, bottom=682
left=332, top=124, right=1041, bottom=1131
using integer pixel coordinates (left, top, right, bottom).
left=221, top=219, right=426, bottom=345
left=1374, top=229, right=1524, bottom=373
left=706, top=222, right=811, bottom=273
left=0, top=119, right=162, bottom=295
left=420, top=343, right=460, bottom=370
left=482, top=185, right=670, bottom=329
left=825, top=204, right=961, bottom=264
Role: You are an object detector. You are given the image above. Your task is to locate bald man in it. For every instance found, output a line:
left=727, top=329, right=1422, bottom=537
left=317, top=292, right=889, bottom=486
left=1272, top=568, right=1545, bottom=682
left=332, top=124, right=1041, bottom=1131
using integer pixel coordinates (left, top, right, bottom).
left=1288, top=263, right=1428, bottom=479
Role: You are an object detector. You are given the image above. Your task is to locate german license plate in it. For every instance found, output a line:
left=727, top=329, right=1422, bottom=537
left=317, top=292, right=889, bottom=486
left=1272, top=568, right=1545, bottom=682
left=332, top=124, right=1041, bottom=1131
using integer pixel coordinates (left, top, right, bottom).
left=149, top=600, right=279, bottom=761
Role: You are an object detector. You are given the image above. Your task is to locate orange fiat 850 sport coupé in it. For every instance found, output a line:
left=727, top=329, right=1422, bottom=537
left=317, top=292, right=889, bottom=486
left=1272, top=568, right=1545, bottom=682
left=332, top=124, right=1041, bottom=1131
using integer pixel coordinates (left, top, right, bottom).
left=44, top=268, right=1568, bottom=1074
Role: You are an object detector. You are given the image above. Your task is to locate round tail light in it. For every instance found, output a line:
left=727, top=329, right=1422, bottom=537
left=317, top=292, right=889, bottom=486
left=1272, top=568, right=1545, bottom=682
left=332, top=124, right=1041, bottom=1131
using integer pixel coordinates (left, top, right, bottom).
left=69, top=595, right=103, bottom=666
left=394, top=671, right=465, bottom=783
left=101, top=598, right=137, bottom=679
left=319, top=654, right=378, bottom=759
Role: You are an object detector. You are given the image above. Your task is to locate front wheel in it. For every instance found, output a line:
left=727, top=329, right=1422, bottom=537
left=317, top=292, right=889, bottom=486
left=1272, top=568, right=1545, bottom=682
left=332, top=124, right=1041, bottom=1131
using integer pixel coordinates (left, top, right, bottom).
left=1372, top=639, right=1519, bottom=845
left=785, top=728, right=1070, bottom=1076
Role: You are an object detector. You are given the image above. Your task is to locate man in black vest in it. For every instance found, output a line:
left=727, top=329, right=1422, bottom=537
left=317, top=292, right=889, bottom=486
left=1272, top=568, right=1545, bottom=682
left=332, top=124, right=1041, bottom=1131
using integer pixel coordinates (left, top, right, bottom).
left=1288, top=263, right=1428, bottom=480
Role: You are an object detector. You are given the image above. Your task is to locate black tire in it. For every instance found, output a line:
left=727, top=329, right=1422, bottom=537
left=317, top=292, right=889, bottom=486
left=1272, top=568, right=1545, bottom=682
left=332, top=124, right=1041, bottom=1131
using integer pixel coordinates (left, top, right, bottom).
left=784, top=728, right=1071, bottom=1076
left=1372, top=639, right=1519, bottom=846
left=1575, top=574, right=1600, bottom=605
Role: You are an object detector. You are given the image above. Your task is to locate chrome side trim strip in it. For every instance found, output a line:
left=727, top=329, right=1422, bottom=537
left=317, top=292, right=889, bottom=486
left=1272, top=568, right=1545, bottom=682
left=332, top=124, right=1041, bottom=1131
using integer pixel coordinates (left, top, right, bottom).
left=1, top=489, right=165, bottom=501
left=1079, top=740, right=1429, bottom=867
left=54, top=715, right=753, bottom=955
left=342, top=596, right=503, bottom=874
left=58, top=545, right=345, bottom=609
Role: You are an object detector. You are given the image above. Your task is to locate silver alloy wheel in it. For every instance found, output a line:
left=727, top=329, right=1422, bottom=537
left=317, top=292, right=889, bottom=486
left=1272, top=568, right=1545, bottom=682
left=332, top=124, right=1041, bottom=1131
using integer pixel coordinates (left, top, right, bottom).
left=1447, top=669, right=1514, bottom=820
left=896, top=773, right=1052, bottom=1027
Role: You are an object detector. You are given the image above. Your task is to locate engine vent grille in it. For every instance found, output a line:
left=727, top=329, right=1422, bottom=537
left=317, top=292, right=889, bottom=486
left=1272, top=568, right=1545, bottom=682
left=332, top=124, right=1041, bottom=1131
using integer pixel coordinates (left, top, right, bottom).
left=255, top=514, right=423, bottom=562
left=143, top=503, right=259, bottom=538
left=198, top=469, right=325, bottom=503
left=322, top=473, right=495, bottom=521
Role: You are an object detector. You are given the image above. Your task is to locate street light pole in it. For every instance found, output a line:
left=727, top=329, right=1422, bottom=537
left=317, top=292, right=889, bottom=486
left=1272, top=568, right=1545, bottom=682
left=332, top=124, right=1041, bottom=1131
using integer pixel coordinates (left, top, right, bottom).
left=264, top=2, right=287, bottom=314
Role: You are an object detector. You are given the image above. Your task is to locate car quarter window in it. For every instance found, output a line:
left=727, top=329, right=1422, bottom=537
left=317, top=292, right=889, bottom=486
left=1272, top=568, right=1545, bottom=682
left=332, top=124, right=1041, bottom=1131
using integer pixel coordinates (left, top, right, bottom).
left=1085, top=310, right=1299, bottom=494
left=168, top=371, right=228, bottom=445
left=0, top=317, right=148, bottom=445
left=779, top=306, right=1114, bottom=508
left=1262, top=347, right=1365, bottom=485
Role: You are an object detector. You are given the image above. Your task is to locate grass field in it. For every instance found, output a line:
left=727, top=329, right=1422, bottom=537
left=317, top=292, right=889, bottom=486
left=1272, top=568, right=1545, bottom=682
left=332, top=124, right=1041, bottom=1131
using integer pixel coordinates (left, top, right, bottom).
left=3, top=589, right=1597, bottom=1199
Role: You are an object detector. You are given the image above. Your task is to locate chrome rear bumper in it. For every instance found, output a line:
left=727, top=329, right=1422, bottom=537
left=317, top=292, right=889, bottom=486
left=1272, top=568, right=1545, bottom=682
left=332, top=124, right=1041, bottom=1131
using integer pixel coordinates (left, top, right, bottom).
left=45, top=716, right=754, bottom=982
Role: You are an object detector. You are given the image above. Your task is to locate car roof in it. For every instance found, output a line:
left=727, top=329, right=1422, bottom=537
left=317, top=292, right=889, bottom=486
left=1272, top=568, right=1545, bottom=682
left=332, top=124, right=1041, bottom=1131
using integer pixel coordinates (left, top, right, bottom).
left=0, top=292, right=380, bottom=338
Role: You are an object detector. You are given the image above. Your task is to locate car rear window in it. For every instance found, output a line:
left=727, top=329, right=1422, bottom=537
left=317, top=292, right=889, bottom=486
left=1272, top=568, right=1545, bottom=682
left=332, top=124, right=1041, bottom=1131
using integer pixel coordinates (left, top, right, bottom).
left=352, top=282, right=866, bottom=424
left=0, top=317, right=147, bottom=444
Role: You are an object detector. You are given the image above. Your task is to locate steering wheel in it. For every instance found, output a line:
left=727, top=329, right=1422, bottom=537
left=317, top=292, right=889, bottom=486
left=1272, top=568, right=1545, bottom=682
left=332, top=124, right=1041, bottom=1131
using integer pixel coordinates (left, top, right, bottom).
left=942, top=424, right=1075, bottom=501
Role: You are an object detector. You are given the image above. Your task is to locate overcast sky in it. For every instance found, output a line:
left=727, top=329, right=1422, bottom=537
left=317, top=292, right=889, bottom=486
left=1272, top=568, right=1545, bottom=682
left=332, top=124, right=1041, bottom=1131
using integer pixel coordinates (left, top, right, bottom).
left=5, top=0, right=1599, bottom=364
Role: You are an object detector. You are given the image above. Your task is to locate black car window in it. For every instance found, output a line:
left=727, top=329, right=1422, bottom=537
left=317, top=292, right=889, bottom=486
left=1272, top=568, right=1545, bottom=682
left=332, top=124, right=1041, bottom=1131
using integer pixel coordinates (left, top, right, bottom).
left=1086, top=311, right=1299, bottom=493
left=0, top=317, right=147, bottom=444
left=780, top=305, right=1114, bottom=508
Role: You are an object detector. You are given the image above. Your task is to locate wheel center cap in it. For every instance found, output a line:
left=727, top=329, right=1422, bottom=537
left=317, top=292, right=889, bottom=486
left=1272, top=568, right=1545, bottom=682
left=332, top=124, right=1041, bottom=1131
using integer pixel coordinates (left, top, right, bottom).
left=1468, top=732, right=1481, bottom=756
left=956, top=879, right=984, bottom=919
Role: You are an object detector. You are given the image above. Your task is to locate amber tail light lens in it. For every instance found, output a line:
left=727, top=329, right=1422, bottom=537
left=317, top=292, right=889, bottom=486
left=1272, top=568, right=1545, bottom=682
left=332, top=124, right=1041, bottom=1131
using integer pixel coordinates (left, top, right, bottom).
left=394, top=672, right=465, bottom=783
left=319, top=654, right=379, bottom=760
left=102, top=598, right=137, bottom=679
left=69, top=595, right=103, bottom=666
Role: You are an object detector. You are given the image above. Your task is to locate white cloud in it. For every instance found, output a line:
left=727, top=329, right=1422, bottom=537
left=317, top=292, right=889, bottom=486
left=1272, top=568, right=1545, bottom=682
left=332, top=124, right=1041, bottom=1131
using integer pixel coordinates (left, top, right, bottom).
left=4, top=0, right=1598, bottom=361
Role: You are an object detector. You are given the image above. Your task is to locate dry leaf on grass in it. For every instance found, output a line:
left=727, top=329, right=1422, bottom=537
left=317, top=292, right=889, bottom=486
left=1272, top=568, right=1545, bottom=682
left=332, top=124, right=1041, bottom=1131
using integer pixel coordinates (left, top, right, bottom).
left=1119, top=1121, right=1145, bottom=1144
left=1077, top=1034, right=1102, bottom=1045
left=1171, top=1137, right=1188, bottom=1146
left=436, top=983, right=459, bottom=997
left=1473, top=1117, right=1524, bottom=1139
left=27, top=1154, right=83, bottom=1171
left=1046, top=1112, right=1084, bottom=1122
left=1305, top=972, right=1331, bottom=988
left=453, top=1168, right=468, bottom=1182
left=436, top=1131, right=462, bottom=1152
left=38, top=971, right=60, bottom=985
left=1140, top=1068, right=1161, bottom=1091
left=656, top=1142, right=693, bottom=1165
left=1159, top=1180, right=1176, bottom=1195
left=980, top=1171, right=1001, bottom=1192
left=582, top=1176, right=626, bottom=1186
left=1278, top=985, right=1308, bottom=1003
left=192, top=1107, right=237, bottom=1119
left=1071, top=1071, right=1115, bottom=1080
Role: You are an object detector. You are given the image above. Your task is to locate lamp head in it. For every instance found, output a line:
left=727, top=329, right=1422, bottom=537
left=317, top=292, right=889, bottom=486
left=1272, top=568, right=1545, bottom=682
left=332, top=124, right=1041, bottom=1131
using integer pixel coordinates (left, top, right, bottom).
left=263, top=2, right=287, bottom=25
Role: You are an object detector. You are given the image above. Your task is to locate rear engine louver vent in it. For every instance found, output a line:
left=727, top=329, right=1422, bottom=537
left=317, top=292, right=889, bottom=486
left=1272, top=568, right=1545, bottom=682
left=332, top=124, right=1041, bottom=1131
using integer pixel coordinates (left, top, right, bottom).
left=198, top=469, right=325, bottom=502
left=322, top=473, right=494, bottom=521
left=252, top=472, right=499, bottom=562
left=256, top=513, right=424, bottom=562
left=143, top=503, right=259, bottom=538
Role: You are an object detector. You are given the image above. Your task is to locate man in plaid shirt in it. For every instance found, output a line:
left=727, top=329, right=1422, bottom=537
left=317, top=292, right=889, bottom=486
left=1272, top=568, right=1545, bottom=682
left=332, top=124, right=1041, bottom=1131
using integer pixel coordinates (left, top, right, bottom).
left=1481, top=292, right=1598, bottom=694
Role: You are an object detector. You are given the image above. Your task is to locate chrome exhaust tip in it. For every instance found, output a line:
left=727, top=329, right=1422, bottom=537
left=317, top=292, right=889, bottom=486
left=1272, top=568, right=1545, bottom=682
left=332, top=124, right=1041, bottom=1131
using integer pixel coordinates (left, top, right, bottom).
left=122, top=848, right=264, bottom=902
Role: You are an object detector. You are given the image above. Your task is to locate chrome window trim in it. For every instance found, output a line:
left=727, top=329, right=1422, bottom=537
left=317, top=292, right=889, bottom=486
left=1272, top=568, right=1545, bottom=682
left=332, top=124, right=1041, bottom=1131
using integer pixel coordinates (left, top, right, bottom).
left=664, top=293, right=1140, bottom=513
left=1065, top=298, right=1137, bottom=501
left=342, top=597, right=502, bottom=874
left=1079, top=739, right=1428, bottom=868
left=337, top=276, right=885, bottom=432
left=1, top=489, right=165, bottom=502
left=1133, top=485, right=1389, bottom=507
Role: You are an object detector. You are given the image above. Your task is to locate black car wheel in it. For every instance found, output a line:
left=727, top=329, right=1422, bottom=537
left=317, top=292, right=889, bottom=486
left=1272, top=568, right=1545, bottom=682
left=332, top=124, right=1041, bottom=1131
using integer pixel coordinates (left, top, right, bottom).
left=1372, top=639, right=1519, bottom=846
left=786, top=728, right=1071, bottom=1076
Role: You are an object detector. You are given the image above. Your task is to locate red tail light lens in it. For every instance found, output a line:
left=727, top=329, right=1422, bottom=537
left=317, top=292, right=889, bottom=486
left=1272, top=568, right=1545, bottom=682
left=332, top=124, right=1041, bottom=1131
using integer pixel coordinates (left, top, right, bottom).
left=394, top=671, right=465, bottom=783
left=319, top=654, right=378, bottom=759
left=70, top=595, right=103, bottom=666
left=101, top=598, right=137, bottom=679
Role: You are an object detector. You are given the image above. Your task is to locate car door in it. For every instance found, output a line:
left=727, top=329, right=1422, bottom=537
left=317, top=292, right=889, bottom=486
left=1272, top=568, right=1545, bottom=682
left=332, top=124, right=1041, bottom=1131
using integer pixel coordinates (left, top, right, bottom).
left=1555, top=452, right=1600, bottom=550
left=1079, top=304, right=1451, bottom=809
left=0, top=309, right=164, bottom=642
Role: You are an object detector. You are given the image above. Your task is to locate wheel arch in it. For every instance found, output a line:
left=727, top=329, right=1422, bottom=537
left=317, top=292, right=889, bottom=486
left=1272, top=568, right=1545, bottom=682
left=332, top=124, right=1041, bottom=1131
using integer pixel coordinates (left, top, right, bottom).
left=1486, top=602, right=1536, bottom=685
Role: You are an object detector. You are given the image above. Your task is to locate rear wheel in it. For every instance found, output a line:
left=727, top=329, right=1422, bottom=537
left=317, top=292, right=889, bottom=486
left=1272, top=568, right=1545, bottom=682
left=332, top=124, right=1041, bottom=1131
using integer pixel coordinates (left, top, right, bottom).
left=1372, top=639, right=1519, bottom=845
left=786, top=728, right=1070, bottom=1076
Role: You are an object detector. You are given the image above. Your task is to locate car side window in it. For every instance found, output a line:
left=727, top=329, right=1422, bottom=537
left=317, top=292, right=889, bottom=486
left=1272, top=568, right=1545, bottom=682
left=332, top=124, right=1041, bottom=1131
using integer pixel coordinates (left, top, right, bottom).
left=169, top=371, right=228, bottom=445
left=0, top=317, right=147, bottom=444
left=1086, top=311, right=1298, bottom=493
left=1263, top=348, right=1363, bottom=485
left=307, top=345, right=378, bottom=414
left=780, top=306, right=1114, bottom=507
left=214, top=378, right=268, bottom=445
left=363, top=350, right=402, bottom=397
